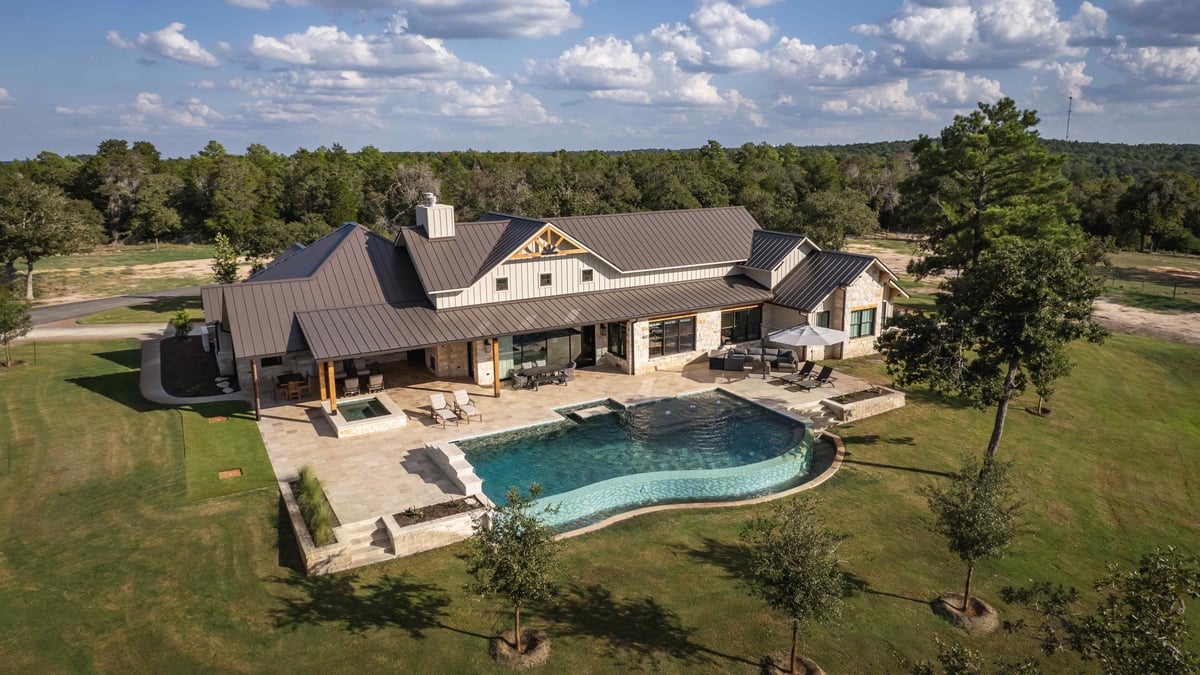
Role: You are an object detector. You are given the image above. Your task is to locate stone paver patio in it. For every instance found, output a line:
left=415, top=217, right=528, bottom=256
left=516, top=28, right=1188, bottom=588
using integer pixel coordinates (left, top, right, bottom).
left=256, top=361, right=871, bottom=528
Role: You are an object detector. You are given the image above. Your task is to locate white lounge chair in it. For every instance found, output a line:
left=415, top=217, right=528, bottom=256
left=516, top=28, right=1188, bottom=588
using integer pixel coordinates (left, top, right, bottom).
left=452, top=389, right=482, bottom=423
left=429, top=393, right=459, bottom=427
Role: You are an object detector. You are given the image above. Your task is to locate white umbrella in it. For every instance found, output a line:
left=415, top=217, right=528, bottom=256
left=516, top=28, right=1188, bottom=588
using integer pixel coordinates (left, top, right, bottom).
left=767, top=324, right=848, bottom=361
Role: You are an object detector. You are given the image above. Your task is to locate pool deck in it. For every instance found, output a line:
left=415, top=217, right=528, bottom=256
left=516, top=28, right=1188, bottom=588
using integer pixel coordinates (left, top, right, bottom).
left=256, top=361, right=873, bottom=531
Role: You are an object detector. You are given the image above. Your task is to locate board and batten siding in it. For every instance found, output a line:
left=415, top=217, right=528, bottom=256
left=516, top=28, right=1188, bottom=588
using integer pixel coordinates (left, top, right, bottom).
left=434, top=250, right=743, bottom=309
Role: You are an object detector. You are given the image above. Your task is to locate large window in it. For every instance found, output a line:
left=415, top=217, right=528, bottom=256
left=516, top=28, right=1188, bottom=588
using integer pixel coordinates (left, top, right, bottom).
left=850, top=307, right=876, bottom=338
left=649, top=316, right=696, bottom=357
left=721, top=305, right=762, bottom=344
left=607, top=321, right=627, bottom=359
left=813, top=310, right=830, bottom=328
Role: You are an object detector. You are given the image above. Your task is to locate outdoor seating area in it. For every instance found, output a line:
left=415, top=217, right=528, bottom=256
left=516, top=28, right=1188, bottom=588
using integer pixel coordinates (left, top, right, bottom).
left=510, top=361, right=573, bottom=390
left=773, top=363, right=837, bottom=390
left=273, top=372, right=312, bottom=401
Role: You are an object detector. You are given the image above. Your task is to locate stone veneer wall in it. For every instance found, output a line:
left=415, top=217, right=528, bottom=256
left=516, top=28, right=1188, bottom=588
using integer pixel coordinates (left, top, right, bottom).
left=631, top=309, right=722, bottom=371
left=841, top=272, right=888, bottom=359
left=426, top=342, right=469, bottom=378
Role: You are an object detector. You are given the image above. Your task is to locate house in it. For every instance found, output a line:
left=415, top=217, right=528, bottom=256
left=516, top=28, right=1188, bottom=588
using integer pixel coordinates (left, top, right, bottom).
left=201, top=195, right=907, bottom=414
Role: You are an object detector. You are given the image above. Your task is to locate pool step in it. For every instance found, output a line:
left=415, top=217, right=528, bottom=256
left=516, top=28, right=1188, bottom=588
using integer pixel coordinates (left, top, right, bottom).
left=572, top=405, right=614, bottom=420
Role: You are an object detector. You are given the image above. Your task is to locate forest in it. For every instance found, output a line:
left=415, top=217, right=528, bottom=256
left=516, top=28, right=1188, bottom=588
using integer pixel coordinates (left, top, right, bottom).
left=3, top=134, right=1200, bottom=294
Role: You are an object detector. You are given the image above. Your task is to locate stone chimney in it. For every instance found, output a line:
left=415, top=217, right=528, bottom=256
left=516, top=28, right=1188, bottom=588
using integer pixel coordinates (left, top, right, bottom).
left=416, top=192, right=455, bottom=239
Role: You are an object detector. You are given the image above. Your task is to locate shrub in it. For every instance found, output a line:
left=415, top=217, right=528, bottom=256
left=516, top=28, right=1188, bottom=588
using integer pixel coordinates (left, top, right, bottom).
left=170, top=309, right=191, bottom=340
left=296, top=465, right=335, bottom=546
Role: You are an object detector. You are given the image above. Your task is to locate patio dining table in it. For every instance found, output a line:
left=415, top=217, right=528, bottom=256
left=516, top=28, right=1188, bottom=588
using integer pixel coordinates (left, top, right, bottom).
left=274, top=372, right=310, bottom=400
left=518, top=364, right=568, bottom=390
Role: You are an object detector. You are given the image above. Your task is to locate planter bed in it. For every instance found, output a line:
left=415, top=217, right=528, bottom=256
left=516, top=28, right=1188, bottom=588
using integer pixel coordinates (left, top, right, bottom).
left=821, top=385, right=905, bottom=422
left=384, top=496, right=485, bottom=558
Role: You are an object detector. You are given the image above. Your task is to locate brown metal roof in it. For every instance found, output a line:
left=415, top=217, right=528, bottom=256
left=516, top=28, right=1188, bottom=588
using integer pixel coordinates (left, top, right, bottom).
left=201, top=224, right=428, bottom=359
left=771, top=250, right=875, bottom=312
left=398, top=206, right=761, bottom=293
left=744, top=230, right=809, bottom=271
left=296, top=275, right=773, bottom=361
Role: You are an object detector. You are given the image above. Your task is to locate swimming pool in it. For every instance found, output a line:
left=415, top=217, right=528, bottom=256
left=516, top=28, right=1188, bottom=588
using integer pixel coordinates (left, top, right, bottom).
left=457, top=390, right=814, bottom=531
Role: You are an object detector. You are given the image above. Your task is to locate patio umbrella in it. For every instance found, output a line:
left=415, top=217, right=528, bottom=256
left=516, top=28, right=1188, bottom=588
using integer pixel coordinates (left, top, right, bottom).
left=767, top=324, right=848, bottom=361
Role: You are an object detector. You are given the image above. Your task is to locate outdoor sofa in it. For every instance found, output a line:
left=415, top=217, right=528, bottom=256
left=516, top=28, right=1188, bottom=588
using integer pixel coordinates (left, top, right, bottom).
left=709, top=347, right=797, bottom=372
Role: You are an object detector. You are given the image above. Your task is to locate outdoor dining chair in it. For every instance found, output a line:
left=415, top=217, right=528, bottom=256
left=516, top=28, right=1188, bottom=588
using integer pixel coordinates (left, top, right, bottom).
left=367, top=373, right=384, bottom=393
left=341, top=377, right=360, bottom=397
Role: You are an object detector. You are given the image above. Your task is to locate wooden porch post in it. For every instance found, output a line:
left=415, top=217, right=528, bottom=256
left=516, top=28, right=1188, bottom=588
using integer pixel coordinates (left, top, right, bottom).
left=326, top=360, right=337, bottom=413
left=251, top=360, right=261, bottom=421
left=492, top=338, right=501, bottom=399
left=317, top=359, right=328, bottom=401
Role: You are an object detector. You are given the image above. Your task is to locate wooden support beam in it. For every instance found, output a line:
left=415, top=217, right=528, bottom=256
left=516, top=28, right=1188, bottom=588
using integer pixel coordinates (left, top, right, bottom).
left=317, top=359, right=327, bottom=401
left=251, top=360, right=261, bottom=421
left=492, top=338, right=501, bottom=399
left=326, top=360, right=337, bottom=413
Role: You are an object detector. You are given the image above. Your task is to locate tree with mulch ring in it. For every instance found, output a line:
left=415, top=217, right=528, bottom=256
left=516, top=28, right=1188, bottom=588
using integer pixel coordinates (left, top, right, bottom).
left=741, top=497, right=847, bottom=675
left=465, top=484, right=561, bottom=669
left=160, top=336, right=237, bottom=398
left=923, top=455, right=1022, bottom=634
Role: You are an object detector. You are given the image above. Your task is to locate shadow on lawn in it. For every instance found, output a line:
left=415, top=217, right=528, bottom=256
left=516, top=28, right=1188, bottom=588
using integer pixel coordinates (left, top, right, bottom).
left=271, top=572, right=451, bottom=638
left=840, top=449, right=951, bottom=478
left=68, top=372, right=160, bottom=412
left=543, top=583, right=756, bottom=668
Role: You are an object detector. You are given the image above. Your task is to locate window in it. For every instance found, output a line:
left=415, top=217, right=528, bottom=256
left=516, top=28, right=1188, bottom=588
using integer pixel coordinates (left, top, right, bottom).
left=813, top=310, right=830, bottom=328
left=539, top=273, right=552, bottom=287
left=850, top=307, right=876, bottom=338
left=649, top=316, right=696, bottom=357
left=607, top=321, right=627, bottom=359
left=581, top=268, right=594, bottom=283
left=260, top=356, right=283, bottom=368
left=495, top=277, right=509, bottom=292
left=720, top=306, right=762, bottom=344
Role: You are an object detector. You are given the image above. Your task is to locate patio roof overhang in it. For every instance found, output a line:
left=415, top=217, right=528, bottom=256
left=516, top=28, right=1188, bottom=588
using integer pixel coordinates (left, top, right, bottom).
left=296, top=275, right=773, bottom=361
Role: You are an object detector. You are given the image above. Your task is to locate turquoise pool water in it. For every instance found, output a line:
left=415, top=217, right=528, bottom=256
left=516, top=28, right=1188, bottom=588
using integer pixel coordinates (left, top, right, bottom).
left=458, top=390, right=813, bottom=530
left=339, top=397, right=389, bottom=421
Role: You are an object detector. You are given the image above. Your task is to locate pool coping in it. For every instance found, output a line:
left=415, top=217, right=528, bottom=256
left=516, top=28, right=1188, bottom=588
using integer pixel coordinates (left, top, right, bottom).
left=555, top=432, right=845, bottom=539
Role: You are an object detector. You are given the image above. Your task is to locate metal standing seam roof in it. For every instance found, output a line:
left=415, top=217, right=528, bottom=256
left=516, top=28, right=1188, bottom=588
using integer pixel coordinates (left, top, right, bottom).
left=295, top=275, right=774, bottom=361
left=771, top=250, right=877, bottom=312
left=743, top=230, right=811, bottom=271
left=398, top=206, right=762, bottom=293
left=201, top=224, right=429, bottom=359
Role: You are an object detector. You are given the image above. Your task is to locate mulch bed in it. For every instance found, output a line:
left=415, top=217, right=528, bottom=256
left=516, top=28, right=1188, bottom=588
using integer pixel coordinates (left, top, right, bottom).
left=761, top=652, right=825, bottom=674
left=393, top=496, right=482, bottom=527
left=490, top=628, right=550, bottom=669
left=931, top=592, right=1000, bottom=634
left=160, top=336, right=237, bottom=398
left=831, top=387, right=888, bottom=405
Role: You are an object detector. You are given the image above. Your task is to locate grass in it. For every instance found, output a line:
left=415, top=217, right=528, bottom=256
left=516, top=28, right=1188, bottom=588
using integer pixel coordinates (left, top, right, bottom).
left=32, top=274, right=213, bottom=305
left=0, top=336, right=1197, bottom=671
left=32, top=243, right=217, bottom=272
left=26, top=243, right=217, bottom=304
left=77, top=296, right=205, bottom=325
left=894, top=278, right=941, bottom=312
left=181, top=401, right=275, bottom=501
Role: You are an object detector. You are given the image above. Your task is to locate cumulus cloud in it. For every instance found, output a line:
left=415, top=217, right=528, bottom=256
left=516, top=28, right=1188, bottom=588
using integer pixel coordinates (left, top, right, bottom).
left=854, top=0, right=1100, bottom=69
left=249, top=19, right=492, bottom=80
left=1030, top=61, right=1102, bottom=112
left=637, top=1, right=773, bottom=72
left=55, top=92, right=223, bottom=130
left=767, top=38, right=881, bottom=85
left=1110, top=0, right=1200, bottom=43
left=817, top=80, right=931, bottom=117
left=1104, top=40, right=1200, bottom=83
left=107, top=22, right=220, bottom=68
left=229, top=0, right=579, bottom=39
left=192, top=80, right=216, bottom=90
left=924, top=70, right=1004, bottom=107
left=0, top=87, right=15, bottom=107
left=638, top=23, right=705, bottom=68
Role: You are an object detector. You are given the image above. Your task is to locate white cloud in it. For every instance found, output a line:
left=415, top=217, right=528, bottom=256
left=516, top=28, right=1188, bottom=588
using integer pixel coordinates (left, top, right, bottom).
left=924, top=70, right=1004, bottom=107
left=818, top=80, right=931, bottom=117
left=55, top=92, right=223, bottom=130
left=192, top=80, right=216, bottom=90
left=767, top=38, right=880, bottom=84
left=855, top=0, right=1100, bottom=69
left=107, top=22, right=220, bottom=68
left=0, top=87, right=15, bottom=107
left=249, top=19, right=492, bottom=79
left=638, top=23, right=705, bottom=68
left=530, top=36, right=653, bottom=90
left=1110, top=0, right=1200, bottom=43
left=229, top=0, right=579, bottom=39
left=1030, top=61, right=1102, bottom=112
left=689, top=1, right=773, bottom=70
left=1104, top=41, right=1200, bottom=83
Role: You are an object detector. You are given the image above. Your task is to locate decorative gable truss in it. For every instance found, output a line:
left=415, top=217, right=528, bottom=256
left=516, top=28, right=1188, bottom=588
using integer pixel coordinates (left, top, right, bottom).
left=508, top=225, right=588, bottom=260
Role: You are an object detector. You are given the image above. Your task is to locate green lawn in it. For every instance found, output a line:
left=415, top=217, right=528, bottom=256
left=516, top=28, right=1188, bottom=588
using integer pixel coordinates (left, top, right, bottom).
left=181, top=401, right=276, bottom=501
left=33, top=244, right=217, bottom=271
left=77, top=296, right=205, bottom=325
left=28, top=244, right=217, bottom=304
left=0, top=336, right=1196, bottom=672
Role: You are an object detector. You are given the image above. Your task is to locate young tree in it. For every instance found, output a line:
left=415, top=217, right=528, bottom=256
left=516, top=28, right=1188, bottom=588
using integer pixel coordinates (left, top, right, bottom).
left=901, top=98, right=1080, bottom=277
left=0, top=282, right=32, bottom=367
left=741, top=498, right=847, bottom=674
left=924, top=456, right=1022, bottom=614
left=466, top=485, right=562, bottom=655
left=879, top=241, right=1106, bottom=464
left=211, top=232, right=240, bottom=284
left=1003, top=548, right=1200, bottom=673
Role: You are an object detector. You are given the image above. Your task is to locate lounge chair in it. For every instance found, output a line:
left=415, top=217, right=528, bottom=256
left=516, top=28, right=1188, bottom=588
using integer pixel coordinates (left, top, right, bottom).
left=367, top=373, right=384, bottom=393
left=794, top=366, right=836, bottom=391
left=452, top=389, right=482, bottom=422
left=774, top=362, right=814, bottom=385
left=341, top=377, right=360, bottom=397
left=429, top=393, right=459, bottom=427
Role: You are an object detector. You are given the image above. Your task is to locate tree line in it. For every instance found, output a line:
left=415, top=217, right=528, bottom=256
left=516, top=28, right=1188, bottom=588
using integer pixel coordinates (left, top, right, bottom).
left=3, top=120, right=1200, bottom=300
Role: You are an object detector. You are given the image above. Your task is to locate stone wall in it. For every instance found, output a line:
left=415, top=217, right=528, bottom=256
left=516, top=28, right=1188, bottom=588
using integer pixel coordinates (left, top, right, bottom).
left=842, top=272, right=887, bottom=358
left=633, top=309, right=722, bottom=371
left=425, top=342, right=469, bottom=378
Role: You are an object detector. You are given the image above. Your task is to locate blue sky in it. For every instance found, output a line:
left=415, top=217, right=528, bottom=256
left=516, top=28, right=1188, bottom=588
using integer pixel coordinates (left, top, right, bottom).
left=1, top=0, right=1198, bottom=158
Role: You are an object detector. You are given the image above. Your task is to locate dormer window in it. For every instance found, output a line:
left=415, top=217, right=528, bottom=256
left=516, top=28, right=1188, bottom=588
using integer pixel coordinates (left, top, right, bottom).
left=496, top=277, right=509, bottom=292
left=581, top=268, right=594, bottom=283
left=540, top=273, right=552, bottom=287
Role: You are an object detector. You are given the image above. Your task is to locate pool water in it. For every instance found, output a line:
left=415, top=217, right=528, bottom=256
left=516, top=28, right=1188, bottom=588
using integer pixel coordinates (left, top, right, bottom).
left=459, top=390, right=809, bottom=506
left=339, top=397, right=389, bottom=421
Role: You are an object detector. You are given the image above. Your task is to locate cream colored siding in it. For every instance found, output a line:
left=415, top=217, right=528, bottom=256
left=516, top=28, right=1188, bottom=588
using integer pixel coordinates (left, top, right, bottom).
left=769, top=244, right=814, bottom=287
left=435, top=251, right=743, bottom=309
